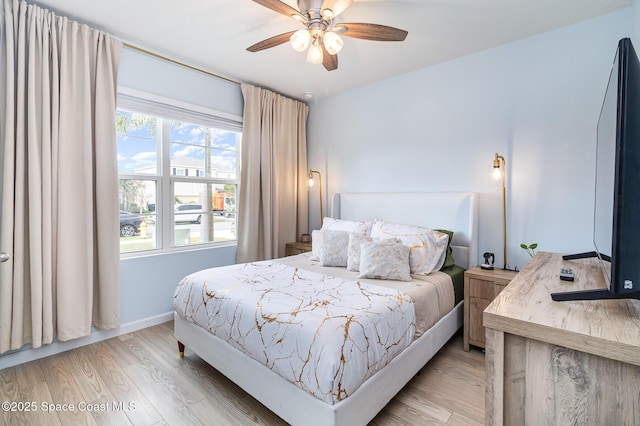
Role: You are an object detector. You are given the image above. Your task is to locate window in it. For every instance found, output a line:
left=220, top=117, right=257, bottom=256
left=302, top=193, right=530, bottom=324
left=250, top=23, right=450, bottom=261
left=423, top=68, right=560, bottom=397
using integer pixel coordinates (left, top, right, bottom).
left=116, top=92, right=241, bottom=254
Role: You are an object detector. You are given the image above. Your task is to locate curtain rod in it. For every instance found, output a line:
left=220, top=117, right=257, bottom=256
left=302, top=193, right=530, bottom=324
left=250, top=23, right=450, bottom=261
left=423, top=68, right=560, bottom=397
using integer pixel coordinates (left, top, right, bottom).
left=122, top=42, right=241, bottom=87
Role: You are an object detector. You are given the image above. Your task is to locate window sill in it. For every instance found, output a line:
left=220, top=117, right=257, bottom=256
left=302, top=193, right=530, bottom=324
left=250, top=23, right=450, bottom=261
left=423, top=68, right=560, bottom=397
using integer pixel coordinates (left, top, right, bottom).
left=119, top=241, right=237, bottom=260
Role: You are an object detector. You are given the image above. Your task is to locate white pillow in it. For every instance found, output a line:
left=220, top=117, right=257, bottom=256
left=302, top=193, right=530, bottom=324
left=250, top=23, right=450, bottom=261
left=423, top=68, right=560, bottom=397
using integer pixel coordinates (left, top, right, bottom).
left=321, top=217, right=373, bottom=235
left=319, top=230, right=350, bottom=267
left=311, top=229, right=323, bottom=261
left=358, top=241, right=411, bottom=282
left=370, top=220, right=449, bottom=275
left=347, top=234, right=401, bottom=272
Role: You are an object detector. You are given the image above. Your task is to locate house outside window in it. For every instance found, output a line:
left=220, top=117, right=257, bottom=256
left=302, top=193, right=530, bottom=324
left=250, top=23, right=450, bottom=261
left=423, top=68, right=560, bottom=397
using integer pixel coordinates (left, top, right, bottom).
left=116, top=90, right=242, bottom=255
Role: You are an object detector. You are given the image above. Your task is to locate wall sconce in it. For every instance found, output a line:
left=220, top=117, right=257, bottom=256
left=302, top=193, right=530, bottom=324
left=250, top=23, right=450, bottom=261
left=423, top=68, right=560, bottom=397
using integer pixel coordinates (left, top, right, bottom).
left=308, top=169, right=323, bottom=222
left=492, top=153, right=508, bottom=270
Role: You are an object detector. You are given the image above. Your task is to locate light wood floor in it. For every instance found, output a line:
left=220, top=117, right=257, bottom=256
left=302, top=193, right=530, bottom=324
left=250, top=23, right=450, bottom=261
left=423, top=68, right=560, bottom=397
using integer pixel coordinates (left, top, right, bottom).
left=0, top=322, right=486, bottom=425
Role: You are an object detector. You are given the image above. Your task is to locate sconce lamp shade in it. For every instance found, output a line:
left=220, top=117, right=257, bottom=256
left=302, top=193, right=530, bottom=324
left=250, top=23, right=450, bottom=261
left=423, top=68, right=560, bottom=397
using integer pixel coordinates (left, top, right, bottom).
left=491, top=165, right=502, bottom=182
left=308, top=170, right=323, bottom=223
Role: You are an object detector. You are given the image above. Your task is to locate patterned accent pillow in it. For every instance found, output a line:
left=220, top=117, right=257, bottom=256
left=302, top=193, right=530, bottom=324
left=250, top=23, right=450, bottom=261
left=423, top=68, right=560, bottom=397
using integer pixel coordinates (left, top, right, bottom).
left=311, top=218, right=373, bottom=261
left=347, top=234, right=401, bottom=272
left=358, top=241, right=411, bottom=281
left=319, top=230, right=350, bottom=267
left=321, top=217, right=373, bottom=235
left=370, top=221, right=449, bottom=275
left=347, top=233, right=372, bottom=271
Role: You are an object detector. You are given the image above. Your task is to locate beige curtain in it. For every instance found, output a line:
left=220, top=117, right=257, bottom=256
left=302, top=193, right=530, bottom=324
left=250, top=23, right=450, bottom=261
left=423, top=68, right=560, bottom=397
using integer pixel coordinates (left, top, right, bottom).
left=238, top=84, right=309, bottom=262
left=0, top=0, right=122, bottom=353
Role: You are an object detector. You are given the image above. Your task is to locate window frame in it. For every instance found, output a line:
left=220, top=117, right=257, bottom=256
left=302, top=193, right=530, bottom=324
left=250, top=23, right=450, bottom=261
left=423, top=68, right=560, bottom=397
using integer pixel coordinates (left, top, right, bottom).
left=117, top=87, right=242, bottom=258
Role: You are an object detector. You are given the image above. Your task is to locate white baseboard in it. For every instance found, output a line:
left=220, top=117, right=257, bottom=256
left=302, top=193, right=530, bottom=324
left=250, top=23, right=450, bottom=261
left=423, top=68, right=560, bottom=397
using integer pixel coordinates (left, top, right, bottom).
left=0, top=311, right=174, bottom=370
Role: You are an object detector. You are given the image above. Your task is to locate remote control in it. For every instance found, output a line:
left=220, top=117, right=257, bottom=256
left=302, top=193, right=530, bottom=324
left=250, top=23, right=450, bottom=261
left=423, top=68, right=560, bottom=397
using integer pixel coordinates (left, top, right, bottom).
left=560, top=268, right=575, bottom=281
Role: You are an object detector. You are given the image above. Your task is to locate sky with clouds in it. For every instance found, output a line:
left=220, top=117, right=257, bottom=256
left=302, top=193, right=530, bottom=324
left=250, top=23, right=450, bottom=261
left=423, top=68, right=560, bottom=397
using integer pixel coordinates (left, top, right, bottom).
left=117, top=110, right=239, bottom=176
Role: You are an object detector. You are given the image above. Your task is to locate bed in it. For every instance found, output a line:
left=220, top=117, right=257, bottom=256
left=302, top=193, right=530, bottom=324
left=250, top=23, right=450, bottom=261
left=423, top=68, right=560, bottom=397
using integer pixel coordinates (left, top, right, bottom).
left=174, top=191, right=479, bottom=425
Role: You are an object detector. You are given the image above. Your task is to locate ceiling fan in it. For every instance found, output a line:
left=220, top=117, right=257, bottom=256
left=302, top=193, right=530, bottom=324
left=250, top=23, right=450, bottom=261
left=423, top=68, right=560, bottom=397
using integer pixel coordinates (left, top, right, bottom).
left=247, top=0, right=408, bottom=71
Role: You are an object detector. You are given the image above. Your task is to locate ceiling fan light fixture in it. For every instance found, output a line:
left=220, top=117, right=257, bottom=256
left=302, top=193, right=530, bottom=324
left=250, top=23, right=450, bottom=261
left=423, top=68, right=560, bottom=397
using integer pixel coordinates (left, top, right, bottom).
left=323, top=31, right=343, bottom=55
left=247, top=0, right=407, bottom=71
left=321, top=8, right=335, bottom=20
left=307, top=39, right=324, bottom=64
left=290, top=29, right=311, bottom=52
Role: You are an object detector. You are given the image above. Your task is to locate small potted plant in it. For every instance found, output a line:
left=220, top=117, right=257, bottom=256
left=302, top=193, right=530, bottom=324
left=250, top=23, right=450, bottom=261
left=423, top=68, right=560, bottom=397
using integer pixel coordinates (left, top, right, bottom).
left=520, top=243, right=538, bottom=257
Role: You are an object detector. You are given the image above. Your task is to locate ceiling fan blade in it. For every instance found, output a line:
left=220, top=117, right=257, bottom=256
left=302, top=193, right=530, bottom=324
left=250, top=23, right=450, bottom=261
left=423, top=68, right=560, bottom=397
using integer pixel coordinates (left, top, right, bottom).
left=247, top=31, right=296, bottom=52
left=322, top=45, right=338, bottom=71
left=251, top=0, right=307, bottom=22
left=321, top=0, right=353, bottom=19
left=335, top=23, right=408, bottom=41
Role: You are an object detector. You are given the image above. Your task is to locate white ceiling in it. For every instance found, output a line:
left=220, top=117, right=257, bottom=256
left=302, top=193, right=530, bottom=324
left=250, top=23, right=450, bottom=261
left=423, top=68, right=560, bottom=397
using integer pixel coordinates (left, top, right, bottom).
left=34, top=0, right=630, bottom=101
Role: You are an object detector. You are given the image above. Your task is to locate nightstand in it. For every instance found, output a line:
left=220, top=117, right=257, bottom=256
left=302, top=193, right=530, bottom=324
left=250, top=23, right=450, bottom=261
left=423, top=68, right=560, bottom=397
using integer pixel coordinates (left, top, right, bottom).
left=285, top=241, right=312, bottom=256
left=463, top=266, right=518, bottom=351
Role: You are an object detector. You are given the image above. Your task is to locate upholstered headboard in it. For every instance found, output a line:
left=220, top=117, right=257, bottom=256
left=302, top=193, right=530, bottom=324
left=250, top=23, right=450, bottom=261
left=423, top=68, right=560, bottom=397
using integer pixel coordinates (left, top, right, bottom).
left=330, top=192, right=479, bottom=269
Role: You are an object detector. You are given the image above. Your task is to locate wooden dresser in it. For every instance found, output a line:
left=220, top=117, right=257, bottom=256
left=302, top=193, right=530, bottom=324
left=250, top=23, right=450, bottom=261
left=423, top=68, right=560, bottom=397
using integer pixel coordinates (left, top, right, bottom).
left=483, top=252, right=640, bottom=425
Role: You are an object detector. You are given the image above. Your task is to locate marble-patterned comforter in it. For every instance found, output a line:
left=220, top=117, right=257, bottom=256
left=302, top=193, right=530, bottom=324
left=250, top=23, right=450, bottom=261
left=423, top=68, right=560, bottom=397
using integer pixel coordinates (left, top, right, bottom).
left=173, top=261, right=416, bottom=404
left=278, top=253, right=455, bottom=337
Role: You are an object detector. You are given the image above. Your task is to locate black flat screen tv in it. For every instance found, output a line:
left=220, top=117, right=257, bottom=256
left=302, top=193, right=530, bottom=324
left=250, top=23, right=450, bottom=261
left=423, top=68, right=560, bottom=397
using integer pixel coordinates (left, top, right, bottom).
left=552, top=38, right=640, bottom=301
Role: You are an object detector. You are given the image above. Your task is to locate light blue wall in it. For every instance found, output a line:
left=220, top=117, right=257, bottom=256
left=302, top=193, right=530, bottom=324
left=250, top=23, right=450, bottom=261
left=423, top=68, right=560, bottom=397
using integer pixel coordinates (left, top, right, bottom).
left=118, top=47, right=242, bottom=323
left=308, top=9, right=631, bottom=270
left=633, top=0, right=640, bottom=45
left=120, top=246, right=236, bottom=323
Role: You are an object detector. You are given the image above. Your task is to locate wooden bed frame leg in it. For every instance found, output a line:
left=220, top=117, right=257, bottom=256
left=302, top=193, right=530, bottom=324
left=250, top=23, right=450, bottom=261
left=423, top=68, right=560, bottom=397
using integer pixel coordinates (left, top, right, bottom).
left=178, top=341, right=185, bottom=358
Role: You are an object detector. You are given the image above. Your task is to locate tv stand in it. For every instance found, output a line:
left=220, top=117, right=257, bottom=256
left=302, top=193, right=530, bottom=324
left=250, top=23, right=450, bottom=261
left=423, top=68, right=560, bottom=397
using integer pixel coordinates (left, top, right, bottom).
left=484, top=252, right=640, bottom=426
left=551, top=288, right=640, bottom=301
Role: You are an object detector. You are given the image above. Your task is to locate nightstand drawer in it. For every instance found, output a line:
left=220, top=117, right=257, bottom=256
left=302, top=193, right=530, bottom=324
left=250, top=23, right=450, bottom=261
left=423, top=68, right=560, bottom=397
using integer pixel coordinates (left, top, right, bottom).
left=285, top=242, right=312, bottom=256
left=468, top=278, right=503, bottom=299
